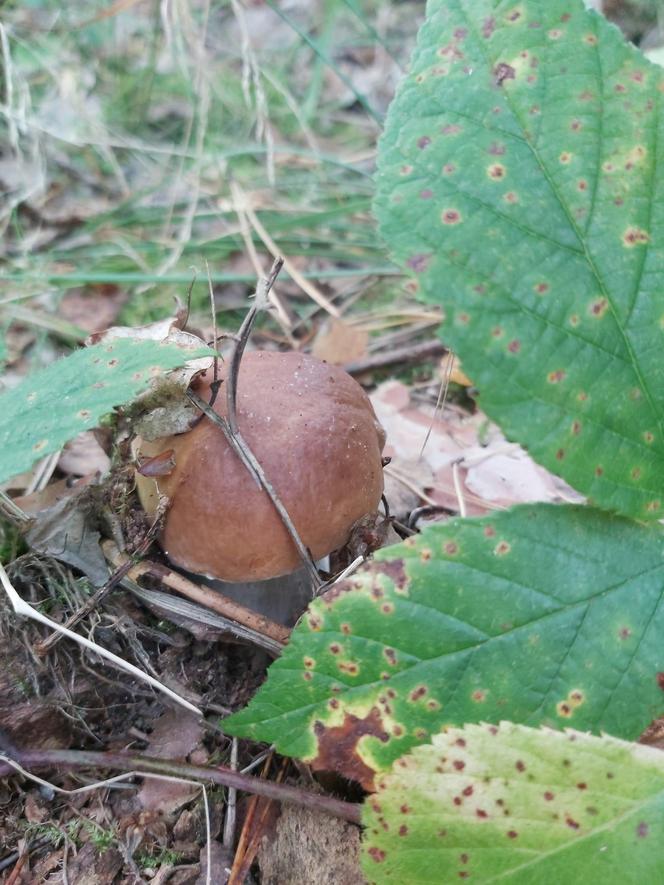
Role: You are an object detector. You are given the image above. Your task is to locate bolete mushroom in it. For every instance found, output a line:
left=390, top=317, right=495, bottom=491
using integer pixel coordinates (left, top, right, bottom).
left=136, top=351, right=386, bottom=583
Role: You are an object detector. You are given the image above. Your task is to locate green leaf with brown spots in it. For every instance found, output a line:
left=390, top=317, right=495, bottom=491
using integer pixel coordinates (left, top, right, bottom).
left=363, top=723, right=664, bottom=884
left=0, top=339, right=209, bottom=485
left=224, top=504, right=664, bottom=785
left=375, top=0, right=664, bottom=521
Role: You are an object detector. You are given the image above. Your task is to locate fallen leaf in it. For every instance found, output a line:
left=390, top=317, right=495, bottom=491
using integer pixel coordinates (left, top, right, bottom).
left=58, top=430, right=111, bottom=476
left=312, top=318, right=368, bottom=366
left=137, top=708, right=205, bottom=815
left=60, top=284, right=128, bottom=334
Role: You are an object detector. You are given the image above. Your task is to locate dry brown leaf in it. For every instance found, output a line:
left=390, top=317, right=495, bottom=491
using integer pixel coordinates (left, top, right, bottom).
left=60, top=284, right=128, bottom=335
left=58, top=431, right=111, bottom=476
left=312, top=318, right=368, bottom=366
left=137, top=709, right=205, bottom=815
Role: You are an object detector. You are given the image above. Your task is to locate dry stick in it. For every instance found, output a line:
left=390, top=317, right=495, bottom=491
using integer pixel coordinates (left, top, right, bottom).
left=186, top=258, right=321, bottom=587
left=104, top=541, right=289, bottom=646
left=0, top=754, right=213, bottom=885
left=229, top=758, right=286, bottom=884
left=34, top=517, right=164, bottom=656
left=184, top=390, right=321, bottom=589
left=419, top=348, right=455, bottom=460
left=230, top=181, right=294, bottom=335
left=344, top=338, right=448, bottom=377
left=0, top=749, right=361, bottom=825
left=239, top=194, right=341, bottom=318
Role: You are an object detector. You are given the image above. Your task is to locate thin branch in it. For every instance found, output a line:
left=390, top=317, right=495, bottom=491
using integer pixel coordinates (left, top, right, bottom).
left=227, top=256, right=283, bottom=436
left=185, top=260, right=321, bottom=586
left=186, top=389, right=321, bottom=587
left=0, top=754, right=212, bottom=885
left=344, top=339, right=448, bottom=377
left=35, top=514, right=164, bottom=656
left=0, top=748, right=362, bottom=824
left=104, top=541, right=289, bottom=647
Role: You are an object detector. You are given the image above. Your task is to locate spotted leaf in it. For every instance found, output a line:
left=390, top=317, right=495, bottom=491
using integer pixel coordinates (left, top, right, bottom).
left=0, top=339, right=210, bottom=485
left=363, top=723, right=664, bottom=883
left=375, top=0, right=664, bottom=520
left=224, top=504, right=664, bottom=785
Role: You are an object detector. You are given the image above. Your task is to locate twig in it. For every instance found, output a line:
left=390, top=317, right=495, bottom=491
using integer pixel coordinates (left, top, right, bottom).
left=229, top=180, right=295, bottom=334
left=452, top=458, right=467, bottom=518
left=237, top=191, right=341, bottom=317
left=185, top=261, right=321, bottom=587
left=227, top=256, right=283, bottom=436
left=0, top=749, right=362, bottom=824
left=126, top=580, right=284, bottom=655
left=0, top=561, right=202, bottom=716
left=420, top=349, right=455, bottom=459
left=0, top=491, right=30, bottom=526
left=0, top=755, right=212, bottom=885
left=344, top=338, right=448, bottom=376
left=35, top=516, right=164, bottom=656
left=104, top=542, right=290, bottom=647
left=223, top=738, right=238, bottom=852
left=187, top=389, right=320, bottom=587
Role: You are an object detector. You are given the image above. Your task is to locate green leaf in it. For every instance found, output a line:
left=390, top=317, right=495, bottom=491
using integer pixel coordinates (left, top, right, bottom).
left=375, top=0, right=664, bottom=521
left=362, top=723, right=664, bottom=884
left=0, top=339, right=207, bottom=485
left=224, top=504, right=664, bottom=785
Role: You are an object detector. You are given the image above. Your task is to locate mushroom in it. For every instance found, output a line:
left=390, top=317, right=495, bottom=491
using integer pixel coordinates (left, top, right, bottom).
left=136, top=350, right=386, bottom=584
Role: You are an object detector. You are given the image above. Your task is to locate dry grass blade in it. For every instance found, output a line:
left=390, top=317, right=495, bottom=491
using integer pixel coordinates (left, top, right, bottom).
left=0, top=561, right=202, bottom=716
left=232, top=183, right=341, bottom=317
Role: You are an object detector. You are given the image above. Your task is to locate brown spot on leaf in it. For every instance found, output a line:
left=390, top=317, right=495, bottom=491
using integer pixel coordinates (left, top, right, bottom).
left=417, top=136, right=431, bottom=149
left=637, top=822, right=649, bottom=838
left=406, top=254, right=431, bottom=273
left=623, top=227, right=650, bottom=247
left=657, top=673, right=664, bottom=691
left=444, top=541, right=459, bottom=555
left=494, top=63, right=515, bottom=86
left=508, top=339, right=521, bottom=353
left=311, top=708, right=389, bottom=789
left=590, top=298, right=608, bottom=317
left=548, top=369, right=566, bottom=383
left=442, top=209, right=462, bottom=225
left=495, top=541, right=511, bottom=556
left=472, top=690, right=487, bottom=703
left=566, top=817, right=580, bottom=830
left=372, top=559, right=409, bottom=594
left=368, top=846, right=386, bottom=863
left=544, top=791, right=554, bottom=801
left=507, top=830, right=518, bottom=839
left=488, top=164, right=506, bottom=180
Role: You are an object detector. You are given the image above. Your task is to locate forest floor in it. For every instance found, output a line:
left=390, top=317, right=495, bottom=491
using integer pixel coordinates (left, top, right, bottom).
left=0, top=1, right=661, bottom=883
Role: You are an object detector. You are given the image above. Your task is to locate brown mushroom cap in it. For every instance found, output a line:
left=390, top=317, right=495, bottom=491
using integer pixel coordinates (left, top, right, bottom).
left=137, top=351, right=386, bottom=582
